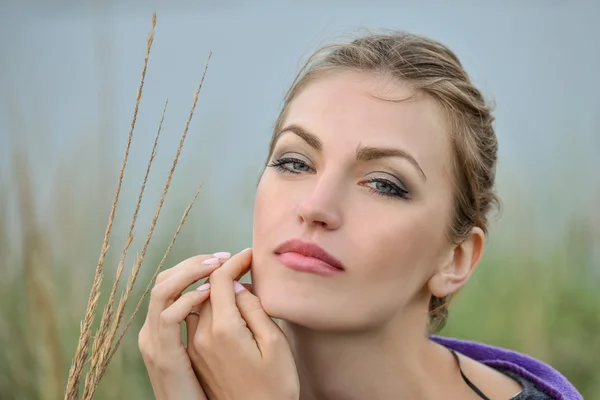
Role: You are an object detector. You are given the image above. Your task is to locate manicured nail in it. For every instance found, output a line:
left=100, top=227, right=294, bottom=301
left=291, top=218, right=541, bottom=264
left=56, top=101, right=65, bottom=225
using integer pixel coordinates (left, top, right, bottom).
left=213, top=252, right=231, bottom=260
left=202, top=257, right=220, bottom=265
left=196, top=283, right=211, bottom=291
left=234, top=281, right=245, bottom=293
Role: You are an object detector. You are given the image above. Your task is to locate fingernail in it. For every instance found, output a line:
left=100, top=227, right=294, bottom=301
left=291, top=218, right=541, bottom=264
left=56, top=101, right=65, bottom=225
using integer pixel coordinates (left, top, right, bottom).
left=196, top=283, right=211, bottom=291
left=202, top=257, right=220, bottom=265
left=234, top=281, right=245, bottom=293
left=213, top=252, right=231, bottom=260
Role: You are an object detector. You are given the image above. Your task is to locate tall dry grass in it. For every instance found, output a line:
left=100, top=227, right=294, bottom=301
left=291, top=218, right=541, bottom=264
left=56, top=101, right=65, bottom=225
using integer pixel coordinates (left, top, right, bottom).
left=59, top=13, right=212, bottom=399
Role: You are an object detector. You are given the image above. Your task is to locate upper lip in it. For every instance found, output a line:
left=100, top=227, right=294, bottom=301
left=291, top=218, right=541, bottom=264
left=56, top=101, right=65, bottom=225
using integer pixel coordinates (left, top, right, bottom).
left=274, top=238, right=345, bottom=270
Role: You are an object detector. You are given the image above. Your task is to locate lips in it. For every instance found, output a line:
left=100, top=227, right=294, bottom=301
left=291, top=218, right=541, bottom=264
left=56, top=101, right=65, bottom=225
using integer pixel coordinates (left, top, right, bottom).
left=274, top=238, right=345, bottom=271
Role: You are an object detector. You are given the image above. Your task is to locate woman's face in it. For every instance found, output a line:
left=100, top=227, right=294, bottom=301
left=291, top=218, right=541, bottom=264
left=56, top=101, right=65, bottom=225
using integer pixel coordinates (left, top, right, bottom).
left=251, top=71, right=459, bottom=331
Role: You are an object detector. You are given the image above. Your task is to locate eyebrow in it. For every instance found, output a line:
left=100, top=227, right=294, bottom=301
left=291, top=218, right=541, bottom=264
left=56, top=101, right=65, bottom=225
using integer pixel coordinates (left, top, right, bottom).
left=278, top=124, right=323, bottom=151
left=277, top=124, right=427, bottom=181
left=356, top=146, right=426, bottom=181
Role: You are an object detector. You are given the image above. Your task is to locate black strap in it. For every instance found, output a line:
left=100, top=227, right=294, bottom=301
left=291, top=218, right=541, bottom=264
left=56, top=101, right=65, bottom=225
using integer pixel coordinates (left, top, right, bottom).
left=449, top=349, right=491, bottom=400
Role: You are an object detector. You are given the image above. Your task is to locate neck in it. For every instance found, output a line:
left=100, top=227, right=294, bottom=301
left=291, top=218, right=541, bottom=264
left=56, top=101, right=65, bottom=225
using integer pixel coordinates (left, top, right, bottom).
left=281, top=314, right=455, bottom=400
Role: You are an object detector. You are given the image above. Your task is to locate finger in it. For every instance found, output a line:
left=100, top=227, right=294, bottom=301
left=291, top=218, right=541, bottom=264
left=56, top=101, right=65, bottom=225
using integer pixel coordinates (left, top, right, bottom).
left=234, top=283, right=284, bottom=353
left=151, top=259, right=221, bottom=310
left=192, top=289, right=214, bottom=349
left=202, top=253, right=241, bottom=285
left=158, top=289, right=211, bottom=353
left=209, top=248, right=253, bottom=324
left=156, top=252, right=231, bottom=284
left=148, top=259, right=223, bottom=328
left=185, top=283, right=211, bottom=344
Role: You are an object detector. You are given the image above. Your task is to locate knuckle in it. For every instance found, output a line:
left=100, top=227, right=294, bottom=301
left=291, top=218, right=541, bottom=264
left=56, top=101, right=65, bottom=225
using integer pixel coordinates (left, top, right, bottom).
left=138, top=331, right=153, bottom=358
left=211, top=321, right=235, bottom=340
left=263, top=332, right=282, bottom=346
left=190, top=334, right=209, bottom=353
left=150, top=283, right=165, bottom=300
left=137, top=333, right=146, bottom=350
left=158, top=310, right=174, bottom=326
left=156, top=270, right=169, bottom=284
left=237, top=295, right=263, bottom=314
left=139, top=345, right=152, bottom=360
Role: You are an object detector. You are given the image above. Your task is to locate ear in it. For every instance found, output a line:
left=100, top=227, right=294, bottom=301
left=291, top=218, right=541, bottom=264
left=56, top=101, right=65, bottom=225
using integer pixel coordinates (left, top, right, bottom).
left=427, top=227, right=485, bottom=298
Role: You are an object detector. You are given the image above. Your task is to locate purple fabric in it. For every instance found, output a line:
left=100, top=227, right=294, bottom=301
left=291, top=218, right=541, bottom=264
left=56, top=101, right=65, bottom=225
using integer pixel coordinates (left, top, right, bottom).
left=430, top=335, right=583, bottom=400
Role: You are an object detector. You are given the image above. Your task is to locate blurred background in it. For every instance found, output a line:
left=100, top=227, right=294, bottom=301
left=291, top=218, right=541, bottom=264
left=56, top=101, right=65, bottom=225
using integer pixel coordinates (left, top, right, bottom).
left=1, top=1, right=599, bottom=399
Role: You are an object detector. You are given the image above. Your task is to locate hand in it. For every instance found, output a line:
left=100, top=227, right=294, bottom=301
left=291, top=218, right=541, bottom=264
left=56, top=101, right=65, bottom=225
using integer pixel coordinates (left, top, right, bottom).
left=187, top=248, right=300, bottom=400
left=138, top=253, right=230, bottom=400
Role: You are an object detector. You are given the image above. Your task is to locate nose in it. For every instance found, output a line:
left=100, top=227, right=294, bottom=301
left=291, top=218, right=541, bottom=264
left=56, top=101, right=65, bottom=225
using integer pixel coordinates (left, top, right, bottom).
left=297, top=178, right=343, bottom=230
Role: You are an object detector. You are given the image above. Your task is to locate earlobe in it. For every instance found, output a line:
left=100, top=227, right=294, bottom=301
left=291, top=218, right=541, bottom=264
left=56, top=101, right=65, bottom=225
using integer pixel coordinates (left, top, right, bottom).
left=428, top=227, right=486, bottom=298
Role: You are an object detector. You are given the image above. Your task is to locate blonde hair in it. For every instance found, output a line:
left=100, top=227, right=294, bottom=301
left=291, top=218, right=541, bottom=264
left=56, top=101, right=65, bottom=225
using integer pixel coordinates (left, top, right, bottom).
left=267, top=31, right=499, bottom=333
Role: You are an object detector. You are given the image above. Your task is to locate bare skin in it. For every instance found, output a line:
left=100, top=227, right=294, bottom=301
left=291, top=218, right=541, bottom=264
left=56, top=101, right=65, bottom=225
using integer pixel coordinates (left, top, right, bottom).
left=141, top=70, right=523, bottom=399
left=138, top=254, right=218, bottom=400
left=139, top=251, right=299, bottom=400
left=250, top=71, right=522, bottom=398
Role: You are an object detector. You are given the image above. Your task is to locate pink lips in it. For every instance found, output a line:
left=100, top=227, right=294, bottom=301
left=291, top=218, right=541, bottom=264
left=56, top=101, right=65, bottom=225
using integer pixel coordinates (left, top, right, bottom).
left=274, top=238, right=345, bottom=276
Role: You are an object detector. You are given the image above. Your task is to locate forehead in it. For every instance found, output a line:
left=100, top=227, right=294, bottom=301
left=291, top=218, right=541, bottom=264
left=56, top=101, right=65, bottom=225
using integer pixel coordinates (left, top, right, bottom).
left=280, top=71, right=452, bottom=175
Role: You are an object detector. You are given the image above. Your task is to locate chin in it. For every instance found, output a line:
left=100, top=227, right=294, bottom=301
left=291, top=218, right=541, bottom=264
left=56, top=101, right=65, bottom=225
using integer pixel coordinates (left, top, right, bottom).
left=259, top=289, right=338, bottom=331
left=251, top=270, right=375, bottom=332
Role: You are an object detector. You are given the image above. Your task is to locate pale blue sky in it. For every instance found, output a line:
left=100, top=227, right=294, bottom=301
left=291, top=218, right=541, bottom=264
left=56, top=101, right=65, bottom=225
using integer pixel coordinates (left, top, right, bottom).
left=0, top=1, right=599, bottom=250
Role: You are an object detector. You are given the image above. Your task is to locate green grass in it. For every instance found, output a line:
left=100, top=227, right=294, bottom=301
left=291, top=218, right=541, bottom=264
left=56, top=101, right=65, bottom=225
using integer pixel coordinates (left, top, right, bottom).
left=443, top=231, right=600, bottom=397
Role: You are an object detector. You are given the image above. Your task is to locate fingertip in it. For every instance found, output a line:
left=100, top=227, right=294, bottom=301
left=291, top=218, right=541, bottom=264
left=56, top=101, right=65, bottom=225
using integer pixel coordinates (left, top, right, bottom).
left=213, top=252, right=231, bottom=260
left=202, top=257, right=220, bottom=265
left=234, top=281, right=245, bottom=294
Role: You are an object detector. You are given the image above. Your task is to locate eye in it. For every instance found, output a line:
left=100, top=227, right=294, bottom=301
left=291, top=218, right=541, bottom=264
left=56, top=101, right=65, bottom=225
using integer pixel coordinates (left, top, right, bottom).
left=267, top=157, right=313, bottom=174
left=363, top=178, right=410, bottom=200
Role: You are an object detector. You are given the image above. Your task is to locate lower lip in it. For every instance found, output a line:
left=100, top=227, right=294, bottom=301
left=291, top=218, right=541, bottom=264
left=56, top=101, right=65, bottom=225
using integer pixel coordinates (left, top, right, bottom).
left=276, top=252, right=343, bottom=276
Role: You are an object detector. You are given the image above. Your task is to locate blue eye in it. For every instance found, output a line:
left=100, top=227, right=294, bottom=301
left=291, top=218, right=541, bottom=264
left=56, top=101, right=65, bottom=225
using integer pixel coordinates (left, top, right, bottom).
left=268, top=158, right=410, bottom=200
left=365, top=178, right=409, bottom=200
left=268, top=157, right=313, bottom=174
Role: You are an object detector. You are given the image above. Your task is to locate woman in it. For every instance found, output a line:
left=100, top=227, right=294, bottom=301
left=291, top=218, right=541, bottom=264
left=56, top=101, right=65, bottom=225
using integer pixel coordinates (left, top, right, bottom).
left=138, top=31, right=582, bottom=399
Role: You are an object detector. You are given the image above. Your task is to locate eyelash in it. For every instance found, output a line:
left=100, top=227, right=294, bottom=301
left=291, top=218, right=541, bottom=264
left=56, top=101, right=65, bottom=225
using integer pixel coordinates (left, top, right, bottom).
left=267, top=157, right=410, bottom=200
left=267, top=157, right=309, bottom=175
left=364, top=179, right=410, bottom=200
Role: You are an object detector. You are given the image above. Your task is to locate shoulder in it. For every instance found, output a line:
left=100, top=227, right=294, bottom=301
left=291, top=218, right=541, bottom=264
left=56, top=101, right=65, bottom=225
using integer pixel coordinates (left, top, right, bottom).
left=430, top=335, right=583, bottom=400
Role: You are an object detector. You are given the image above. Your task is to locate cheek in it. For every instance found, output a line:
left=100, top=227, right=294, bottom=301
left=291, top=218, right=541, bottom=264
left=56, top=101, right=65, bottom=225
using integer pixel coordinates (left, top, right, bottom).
left=253, top=175, right=284, bottom=234
left=252, top=178, right=271, bottom=247
left=252, top=172, right=297, bottom=259
left=351, top=205, right=449, bottom=287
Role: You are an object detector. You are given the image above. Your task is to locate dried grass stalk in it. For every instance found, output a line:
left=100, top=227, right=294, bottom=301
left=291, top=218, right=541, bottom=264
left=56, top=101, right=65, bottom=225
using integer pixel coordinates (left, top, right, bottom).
left=64, top=12, right=212, bottom=400
left=107, top=185, right=202, bottom=365
left=63, top=13, right=155, bottom=398
left=81, top=99, right=167, bottom=399
left=95, top=51, right=211, bottom=382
